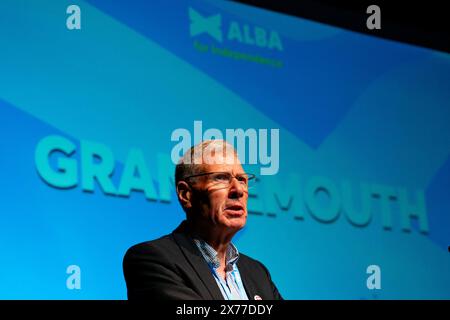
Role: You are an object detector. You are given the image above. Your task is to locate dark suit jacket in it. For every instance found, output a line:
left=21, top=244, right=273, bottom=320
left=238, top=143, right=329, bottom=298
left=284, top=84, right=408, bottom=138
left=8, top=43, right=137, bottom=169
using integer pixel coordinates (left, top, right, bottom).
left=123, top=221, right=283, bottom=300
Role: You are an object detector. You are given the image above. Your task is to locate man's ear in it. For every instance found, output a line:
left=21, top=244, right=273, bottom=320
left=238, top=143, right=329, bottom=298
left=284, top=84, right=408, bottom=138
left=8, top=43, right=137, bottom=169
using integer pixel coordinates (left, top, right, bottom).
left=176, top=181, right=192, bottom=210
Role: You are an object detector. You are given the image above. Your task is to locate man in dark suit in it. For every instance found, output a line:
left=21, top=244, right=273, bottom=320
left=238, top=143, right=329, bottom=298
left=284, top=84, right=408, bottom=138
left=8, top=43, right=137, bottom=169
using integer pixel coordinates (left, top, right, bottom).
left=123, top=140, right=282, bottom=300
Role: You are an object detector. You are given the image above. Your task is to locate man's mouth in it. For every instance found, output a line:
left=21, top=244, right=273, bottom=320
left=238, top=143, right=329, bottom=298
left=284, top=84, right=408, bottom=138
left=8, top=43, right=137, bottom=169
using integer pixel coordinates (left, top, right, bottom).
left=224, top=204, right=245, bottom=216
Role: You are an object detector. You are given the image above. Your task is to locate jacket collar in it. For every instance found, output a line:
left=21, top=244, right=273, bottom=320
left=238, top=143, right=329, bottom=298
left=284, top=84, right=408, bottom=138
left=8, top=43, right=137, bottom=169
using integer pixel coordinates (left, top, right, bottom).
left=171, top=221, right=224, bottom=300
left=236, top=258, right=258, bottom=300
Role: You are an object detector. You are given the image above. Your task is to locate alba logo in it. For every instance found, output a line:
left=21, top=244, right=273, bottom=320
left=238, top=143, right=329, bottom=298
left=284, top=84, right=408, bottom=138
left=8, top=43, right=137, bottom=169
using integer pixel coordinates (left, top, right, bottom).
left=189, top=7, right=283, bottom=51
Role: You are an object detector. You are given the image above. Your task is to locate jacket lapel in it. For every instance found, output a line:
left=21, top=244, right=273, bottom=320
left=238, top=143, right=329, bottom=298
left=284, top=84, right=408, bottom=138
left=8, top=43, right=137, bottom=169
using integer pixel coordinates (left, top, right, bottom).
left=236, top=259, right=258, bottom=300
left=172, top=223, right=224, bottom=300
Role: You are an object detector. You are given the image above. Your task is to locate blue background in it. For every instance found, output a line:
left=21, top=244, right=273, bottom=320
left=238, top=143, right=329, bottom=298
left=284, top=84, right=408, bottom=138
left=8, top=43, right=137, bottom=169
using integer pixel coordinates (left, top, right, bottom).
left=0, top=0, right=449, bottom=299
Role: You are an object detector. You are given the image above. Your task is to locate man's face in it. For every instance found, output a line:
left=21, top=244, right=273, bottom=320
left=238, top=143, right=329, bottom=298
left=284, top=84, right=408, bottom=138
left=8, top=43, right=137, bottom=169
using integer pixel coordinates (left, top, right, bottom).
left=190, top=157, right=248, bottom=232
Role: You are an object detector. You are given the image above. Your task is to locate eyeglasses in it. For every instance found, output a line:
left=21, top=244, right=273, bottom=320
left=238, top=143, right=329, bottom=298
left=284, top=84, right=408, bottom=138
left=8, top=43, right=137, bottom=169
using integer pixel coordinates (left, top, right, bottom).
left=183, top=171, right=256, bottom=189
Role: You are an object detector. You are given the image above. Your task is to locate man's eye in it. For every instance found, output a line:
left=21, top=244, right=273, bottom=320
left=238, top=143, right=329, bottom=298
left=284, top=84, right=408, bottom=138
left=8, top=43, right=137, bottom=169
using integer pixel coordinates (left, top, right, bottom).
left=214, top=174, right=230, bottom=181
left=237, top=176, right=248, bottom=183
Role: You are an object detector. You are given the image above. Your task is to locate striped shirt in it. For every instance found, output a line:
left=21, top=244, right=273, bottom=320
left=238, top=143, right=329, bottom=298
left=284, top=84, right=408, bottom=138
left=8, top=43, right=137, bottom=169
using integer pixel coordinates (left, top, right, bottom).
left=193, top=238, right=249, bottom=300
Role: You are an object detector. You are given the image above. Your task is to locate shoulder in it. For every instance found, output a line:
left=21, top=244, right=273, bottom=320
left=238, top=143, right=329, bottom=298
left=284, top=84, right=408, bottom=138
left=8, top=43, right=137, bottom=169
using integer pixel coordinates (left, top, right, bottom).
left=123, top=234, right=179, bottom=264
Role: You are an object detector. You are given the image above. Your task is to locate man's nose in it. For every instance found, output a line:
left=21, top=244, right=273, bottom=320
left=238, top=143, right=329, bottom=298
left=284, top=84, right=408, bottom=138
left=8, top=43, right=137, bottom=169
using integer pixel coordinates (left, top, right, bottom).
left=228, top=177, right=245, bottom=198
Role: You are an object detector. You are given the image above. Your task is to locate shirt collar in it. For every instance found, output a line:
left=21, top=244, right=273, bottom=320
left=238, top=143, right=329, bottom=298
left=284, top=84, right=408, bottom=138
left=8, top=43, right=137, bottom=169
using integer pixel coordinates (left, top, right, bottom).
left=193, top=238, right=240, bottom=271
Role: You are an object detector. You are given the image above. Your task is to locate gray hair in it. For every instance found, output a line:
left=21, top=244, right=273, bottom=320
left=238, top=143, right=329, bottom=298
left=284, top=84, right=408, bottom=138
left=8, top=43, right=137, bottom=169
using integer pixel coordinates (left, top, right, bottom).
left=174, top=140, right=238, bottom=185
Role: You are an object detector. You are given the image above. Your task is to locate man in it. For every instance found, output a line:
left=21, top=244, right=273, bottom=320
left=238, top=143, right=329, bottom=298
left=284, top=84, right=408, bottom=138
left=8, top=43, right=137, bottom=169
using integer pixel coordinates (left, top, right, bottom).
left=123, top=140, right=282, bottom=300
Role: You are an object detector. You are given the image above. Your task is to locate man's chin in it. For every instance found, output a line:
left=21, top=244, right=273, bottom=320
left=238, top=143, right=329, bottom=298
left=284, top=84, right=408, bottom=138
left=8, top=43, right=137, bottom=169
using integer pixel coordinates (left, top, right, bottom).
left=223, top=216, right=247, bottom=230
